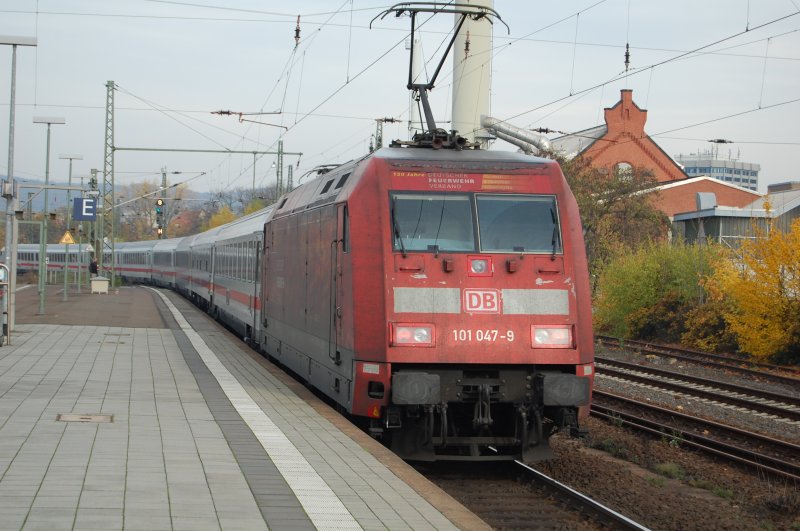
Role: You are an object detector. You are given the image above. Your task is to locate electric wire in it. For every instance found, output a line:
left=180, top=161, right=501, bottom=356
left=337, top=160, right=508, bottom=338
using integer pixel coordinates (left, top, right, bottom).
left=656, top=136, right=800, bottom=146
left=501, top=10, right=800, bottom=123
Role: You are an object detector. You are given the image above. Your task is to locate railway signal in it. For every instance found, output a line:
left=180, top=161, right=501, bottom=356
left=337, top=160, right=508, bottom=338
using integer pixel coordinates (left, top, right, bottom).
left=155, top=198, right=165, bottom=238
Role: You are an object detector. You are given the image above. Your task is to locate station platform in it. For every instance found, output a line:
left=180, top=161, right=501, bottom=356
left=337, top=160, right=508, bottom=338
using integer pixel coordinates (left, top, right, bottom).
left=0, top=283, right=488, bottom=531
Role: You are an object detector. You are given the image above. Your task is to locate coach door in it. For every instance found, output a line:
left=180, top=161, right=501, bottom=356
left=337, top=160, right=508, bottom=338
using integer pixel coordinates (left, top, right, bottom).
left=261, top=225, right=270, bottom=326
left=209, top=246, right=216, bottom=309
left=251, top=240, right=260, bottom=334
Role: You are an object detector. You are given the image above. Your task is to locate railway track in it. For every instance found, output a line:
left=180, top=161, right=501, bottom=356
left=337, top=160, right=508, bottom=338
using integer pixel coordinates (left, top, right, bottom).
left=595, top=356, right=800, bottom=421
left=591, top=390, right=800, bottom=482
left=415, top=461, right=649, bottom=530
left=596, top=335, right=800, bottom=387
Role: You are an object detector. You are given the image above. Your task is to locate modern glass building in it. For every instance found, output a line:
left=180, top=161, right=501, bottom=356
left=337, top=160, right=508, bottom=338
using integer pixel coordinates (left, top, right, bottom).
left=675, top=151, right=759, bottom=191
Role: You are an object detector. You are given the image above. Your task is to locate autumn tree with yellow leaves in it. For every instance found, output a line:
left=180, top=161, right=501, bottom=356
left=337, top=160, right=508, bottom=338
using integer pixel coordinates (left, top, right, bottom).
left=203, top=206, right=237, bottom=230
left=706, top=218, right=800, bottom=362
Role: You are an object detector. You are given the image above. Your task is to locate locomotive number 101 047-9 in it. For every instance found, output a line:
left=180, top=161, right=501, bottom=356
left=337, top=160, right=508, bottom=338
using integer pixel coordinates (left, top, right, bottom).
left=451, top=329, right=515, bottom=342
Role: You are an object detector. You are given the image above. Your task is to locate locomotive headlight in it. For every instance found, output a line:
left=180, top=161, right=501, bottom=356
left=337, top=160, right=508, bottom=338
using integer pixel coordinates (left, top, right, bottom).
left=468, top=256, right=492, bottom=277
left=391, top=323, right=435, bottom=347
left=531, top=326, right=573, bottom=348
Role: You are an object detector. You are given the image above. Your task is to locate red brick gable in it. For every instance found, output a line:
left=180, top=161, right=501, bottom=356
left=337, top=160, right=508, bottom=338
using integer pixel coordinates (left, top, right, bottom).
left=582, top=90, right=687, bottom=183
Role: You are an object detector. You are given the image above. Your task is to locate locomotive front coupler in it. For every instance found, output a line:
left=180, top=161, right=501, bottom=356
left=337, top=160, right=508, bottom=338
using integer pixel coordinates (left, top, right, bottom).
left=472, top=383, right=494, bottom=430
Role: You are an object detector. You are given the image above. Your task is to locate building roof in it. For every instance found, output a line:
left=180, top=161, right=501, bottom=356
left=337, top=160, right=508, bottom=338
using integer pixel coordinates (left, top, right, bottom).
left=673, top=185, right=800, bottom=221
left=651, top=176, right=760, bottom=195
left=550, top=124, right=607, bottom=159
left=748, top=187, right=800, bottom=215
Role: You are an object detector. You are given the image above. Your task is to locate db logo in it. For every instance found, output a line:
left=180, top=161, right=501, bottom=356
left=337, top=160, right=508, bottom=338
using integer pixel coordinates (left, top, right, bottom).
left=463, top=289, right=501, bottom=314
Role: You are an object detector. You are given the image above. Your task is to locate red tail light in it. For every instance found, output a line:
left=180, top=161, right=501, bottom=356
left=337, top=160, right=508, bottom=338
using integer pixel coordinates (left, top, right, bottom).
left=390, top=323, right=435, bottom=347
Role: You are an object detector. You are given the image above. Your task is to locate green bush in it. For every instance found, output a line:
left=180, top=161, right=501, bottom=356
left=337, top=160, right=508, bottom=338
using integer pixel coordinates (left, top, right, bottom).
left=627, top=290, right=688, bottom=343
left=594, top=241, right=721, bottom=339
left=681, top=298, right=740, bottom=353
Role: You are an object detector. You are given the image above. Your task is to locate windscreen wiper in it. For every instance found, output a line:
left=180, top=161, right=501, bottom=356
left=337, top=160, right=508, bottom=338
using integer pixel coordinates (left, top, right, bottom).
left=392, top=197, right=408, bottom=258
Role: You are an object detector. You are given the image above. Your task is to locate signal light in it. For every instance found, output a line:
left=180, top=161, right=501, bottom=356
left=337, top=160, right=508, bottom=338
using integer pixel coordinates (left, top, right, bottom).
left=155, top=198, right=165, bottom=214
left=157, top=227, right=164, bottom=236
left=467, top=256, right=492, bottom=277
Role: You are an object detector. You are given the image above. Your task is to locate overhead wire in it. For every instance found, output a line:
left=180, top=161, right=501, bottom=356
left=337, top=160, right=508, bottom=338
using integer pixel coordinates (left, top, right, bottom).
left=501, top=10, right=800, bottom=123
left=656, top=136, right=800, bottom=146
left=649, top=97, right=800, bottom=138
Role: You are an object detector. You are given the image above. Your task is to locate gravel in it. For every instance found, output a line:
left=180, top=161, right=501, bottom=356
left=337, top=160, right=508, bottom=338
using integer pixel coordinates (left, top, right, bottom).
left=533, top=343, right=800, bottom=530
left=596, top=347, right=800, bottom=444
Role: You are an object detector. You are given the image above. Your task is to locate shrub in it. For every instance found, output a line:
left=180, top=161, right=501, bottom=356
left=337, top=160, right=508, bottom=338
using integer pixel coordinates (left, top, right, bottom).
left=626, top=290, right=688, bottom=343
left=705, top=218, right=800, bottom=361
left=681, top=298, right=740, bottom=353
left=594, top=241, right=722, bottom=339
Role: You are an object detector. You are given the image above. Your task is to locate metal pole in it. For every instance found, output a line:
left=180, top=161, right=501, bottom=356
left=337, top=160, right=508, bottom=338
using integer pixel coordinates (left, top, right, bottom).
left=77, top=224, right=82, bottom=294
left=37, top=123, right=52, bottom=315
left=3, top=36, right=36, bottom=333
left=32, top=116, right=64, bottom=315
left=4, top=44, right=17, bottom=332
left=78, top=175, right=83, bottom=293
left=37, top=220, right=44, bottom=314
left=62, top=157, right=74, bottom=301
left=60, top=155, right=81, bottom=286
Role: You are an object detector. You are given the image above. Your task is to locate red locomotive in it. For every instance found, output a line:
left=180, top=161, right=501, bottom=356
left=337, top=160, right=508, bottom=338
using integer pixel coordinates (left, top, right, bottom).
left=261, top=146, right=594, bottom=461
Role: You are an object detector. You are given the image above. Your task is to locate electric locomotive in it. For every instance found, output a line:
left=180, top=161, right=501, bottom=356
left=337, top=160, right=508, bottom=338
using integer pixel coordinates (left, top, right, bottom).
left=260, top=144, right=594, bottom=461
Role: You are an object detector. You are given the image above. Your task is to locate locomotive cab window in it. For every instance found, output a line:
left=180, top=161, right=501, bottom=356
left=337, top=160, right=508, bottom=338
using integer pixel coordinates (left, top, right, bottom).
left=389, top=192, right=562, bottom=255
left=477, top=195, right=562, bottom=254
left=390, top=193, right=475, bottom=252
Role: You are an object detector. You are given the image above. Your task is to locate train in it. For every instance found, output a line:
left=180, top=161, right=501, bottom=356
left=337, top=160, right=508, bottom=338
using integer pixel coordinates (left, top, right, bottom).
left=14, top=146, right=595, bottom=462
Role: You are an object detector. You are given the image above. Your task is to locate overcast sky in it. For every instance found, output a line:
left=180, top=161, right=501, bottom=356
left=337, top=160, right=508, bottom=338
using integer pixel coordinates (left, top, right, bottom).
left=1, top=0, right=799, bottom=197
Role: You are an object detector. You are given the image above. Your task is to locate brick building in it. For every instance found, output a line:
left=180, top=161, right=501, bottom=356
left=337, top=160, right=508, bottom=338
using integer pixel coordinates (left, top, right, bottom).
left=551, top=89, right=687, bottom=183
left=550, top=90, right=759, bottom=219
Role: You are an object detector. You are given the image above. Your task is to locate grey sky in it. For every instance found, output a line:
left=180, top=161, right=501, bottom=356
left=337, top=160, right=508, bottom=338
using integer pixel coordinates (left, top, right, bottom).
left=1, top=0, right=798, bottom=195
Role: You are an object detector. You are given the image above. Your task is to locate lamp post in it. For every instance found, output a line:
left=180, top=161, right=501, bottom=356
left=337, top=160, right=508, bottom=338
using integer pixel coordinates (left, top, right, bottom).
left=3, top=35, right=37, bottom=335
left=32, top=116, right=65, bottom=315
left=59, top=154, right=81, bottom=301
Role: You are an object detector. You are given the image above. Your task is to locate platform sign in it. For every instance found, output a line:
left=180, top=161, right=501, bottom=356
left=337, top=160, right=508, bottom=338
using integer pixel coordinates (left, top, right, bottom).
left=73, top=198, right=97, bottom=221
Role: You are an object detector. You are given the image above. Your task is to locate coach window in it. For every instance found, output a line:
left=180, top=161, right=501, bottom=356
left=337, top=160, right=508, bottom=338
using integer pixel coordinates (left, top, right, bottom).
left=477, top=195, right=562, bottom=254
left=249, top=241, right=255, bottom=282
left=390, top=193, right=475, bottom=252
left=236, top=243, right=242, bottom=280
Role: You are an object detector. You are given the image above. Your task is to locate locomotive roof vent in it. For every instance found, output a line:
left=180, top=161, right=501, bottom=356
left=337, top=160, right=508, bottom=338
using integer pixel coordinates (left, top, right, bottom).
left=372, top=2, right=508, bottom=151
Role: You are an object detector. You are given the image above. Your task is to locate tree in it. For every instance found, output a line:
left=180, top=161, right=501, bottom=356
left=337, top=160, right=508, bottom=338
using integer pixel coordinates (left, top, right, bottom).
left=209, top=184, right=277, bottom=215
left=706, top=218, right=800, bottom=361
left=204, top=206, right=236, bottom=230
left=555, top=154, right=670, bottom=285
left=244, top=198, right=268, bottom=215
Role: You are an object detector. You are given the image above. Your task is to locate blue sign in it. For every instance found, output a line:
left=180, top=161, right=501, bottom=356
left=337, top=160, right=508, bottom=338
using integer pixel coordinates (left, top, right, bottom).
left=73, top=198, right=97, bottom=221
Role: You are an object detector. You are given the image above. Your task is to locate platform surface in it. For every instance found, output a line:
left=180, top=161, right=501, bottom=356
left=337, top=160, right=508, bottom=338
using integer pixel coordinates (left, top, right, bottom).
left=0, top=283, right=488, bottom=530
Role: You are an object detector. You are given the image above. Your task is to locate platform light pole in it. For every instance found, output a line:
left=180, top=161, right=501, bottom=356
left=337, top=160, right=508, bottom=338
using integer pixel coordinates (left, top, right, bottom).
left=2, top=35, right=37, bottom=335
left=59, top=154, right=81, bottom=301
left=32, top=116, right=65, bottom=315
